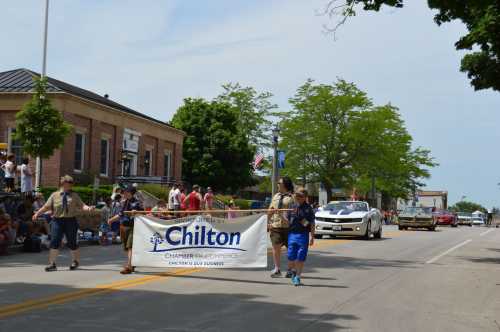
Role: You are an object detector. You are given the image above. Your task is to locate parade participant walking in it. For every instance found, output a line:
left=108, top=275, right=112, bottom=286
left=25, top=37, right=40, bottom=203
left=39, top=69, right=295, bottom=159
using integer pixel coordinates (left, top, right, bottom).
left=204, top=187, right=214, bottom=210
left=184, top=185, right=203, bottom=212
left=107, top=185, right=143, bottom=274
left=32, top=175, right=94, bottom=272
left=287, top=188, right=315, bottom=286
left=1, top=154, right=16, bottom=192
left=20, top=158, right=33, bottom=197
left=267, top=176, right=294, bottom=278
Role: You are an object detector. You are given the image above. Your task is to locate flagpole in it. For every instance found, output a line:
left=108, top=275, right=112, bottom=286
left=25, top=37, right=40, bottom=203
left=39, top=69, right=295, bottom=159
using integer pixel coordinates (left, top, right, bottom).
left=35, top=0, right=49, bottom=191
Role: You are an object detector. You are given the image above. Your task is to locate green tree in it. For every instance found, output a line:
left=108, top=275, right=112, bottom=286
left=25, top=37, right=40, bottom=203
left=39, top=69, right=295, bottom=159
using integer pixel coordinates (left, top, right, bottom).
left=280, top=79, right=372, bottom=200
left=449, top=201, right=487, bottom=213
left=280, top=79, right=435, bottom=201
left=14, top=77, right=72, bottom=186
left=323, top=0, right=500, bottom=92
left=216, top=83, right=279, bottom=150
left=350, top=105, right=436, bottom=199
left=171, top=98, right=255, bottom=192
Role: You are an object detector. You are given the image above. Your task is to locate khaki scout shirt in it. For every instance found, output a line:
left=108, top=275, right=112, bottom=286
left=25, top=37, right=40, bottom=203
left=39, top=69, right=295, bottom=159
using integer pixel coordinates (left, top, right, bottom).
left=268, top=192, right=293, bottom=229
left=44, top=190, right=85, bottom=218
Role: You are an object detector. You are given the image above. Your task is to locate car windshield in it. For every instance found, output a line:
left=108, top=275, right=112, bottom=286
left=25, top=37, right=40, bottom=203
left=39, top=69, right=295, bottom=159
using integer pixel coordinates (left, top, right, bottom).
left=324, top=202, right=368, bottom=212
left=458, top=212, right=472, bottom=217
left=403, top=207, right=433, bottom=214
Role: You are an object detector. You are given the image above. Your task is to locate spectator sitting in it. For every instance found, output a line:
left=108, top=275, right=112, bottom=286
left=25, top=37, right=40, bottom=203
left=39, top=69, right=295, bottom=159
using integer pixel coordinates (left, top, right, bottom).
left=151, top=200, right=169, bottom=219
left=99, top=198, right=112, bottom=245
left=0, top=210, right=12, bottom=255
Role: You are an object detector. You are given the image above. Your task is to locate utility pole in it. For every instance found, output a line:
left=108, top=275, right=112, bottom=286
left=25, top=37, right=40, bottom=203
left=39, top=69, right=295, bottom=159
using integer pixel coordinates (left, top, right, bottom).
left=271, top=126, right=280, bottom=197
left=35, top=0, right=49, bottom=191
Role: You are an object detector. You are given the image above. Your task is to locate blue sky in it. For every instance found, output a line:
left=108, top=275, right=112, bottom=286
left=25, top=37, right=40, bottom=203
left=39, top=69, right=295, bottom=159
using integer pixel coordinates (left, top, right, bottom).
left=2, top=1, right=500, bottom=207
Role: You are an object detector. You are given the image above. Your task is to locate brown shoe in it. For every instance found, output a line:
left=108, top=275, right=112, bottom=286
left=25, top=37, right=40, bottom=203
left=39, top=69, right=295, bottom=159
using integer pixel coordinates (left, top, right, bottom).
left=120, top=266, right=133, bottom=274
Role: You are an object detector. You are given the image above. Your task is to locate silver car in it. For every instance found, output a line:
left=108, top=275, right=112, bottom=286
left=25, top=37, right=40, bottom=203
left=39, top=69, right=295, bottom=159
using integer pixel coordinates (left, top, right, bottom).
left=314, top=201, right=382, bottom=239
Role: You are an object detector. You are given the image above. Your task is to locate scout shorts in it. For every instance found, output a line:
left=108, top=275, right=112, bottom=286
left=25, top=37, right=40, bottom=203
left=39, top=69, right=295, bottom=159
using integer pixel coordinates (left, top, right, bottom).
left=270, top=228, right=288, bottom=247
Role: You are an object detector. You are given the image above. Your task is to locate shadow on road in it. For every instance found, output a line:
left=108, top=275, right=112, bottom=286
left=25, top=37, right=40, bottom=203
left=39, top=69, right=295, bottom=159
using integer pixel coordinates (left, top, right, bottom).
left=134, top=272, right=345, bottom=289
left=0, top=282, right=358, bottom=331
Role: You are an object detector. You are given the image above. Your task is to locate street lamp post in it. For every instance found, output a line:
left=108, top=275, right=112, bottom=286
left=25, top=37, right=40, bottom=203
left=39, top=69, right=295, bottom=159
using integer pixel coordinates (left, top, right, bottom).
left=35, top=0, right=50, bottom=191
left=271, top=126, right=280, bottom=197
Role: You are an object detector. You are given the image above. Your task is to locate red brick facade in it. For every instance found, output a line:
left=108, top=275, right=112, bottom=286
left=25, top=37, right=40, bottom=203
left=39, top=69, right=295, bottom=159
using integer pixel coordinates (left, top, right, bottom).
left=0, top=94, right=184, bottom=187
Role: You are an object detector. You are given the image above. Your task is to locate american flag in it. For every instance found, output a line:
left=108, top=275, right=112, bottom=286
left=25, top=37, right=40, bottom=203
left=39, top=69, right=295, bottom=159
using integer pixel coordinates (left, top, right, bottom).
left=253, top=153, right=264, bottom=170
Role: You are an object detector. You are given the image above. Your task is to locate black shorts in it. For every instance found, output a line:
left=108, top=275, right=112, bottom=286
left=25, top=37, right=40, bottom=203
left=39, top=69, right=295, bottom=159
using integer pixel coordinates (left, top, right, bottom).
left=5, top=178, right=14, bottom=190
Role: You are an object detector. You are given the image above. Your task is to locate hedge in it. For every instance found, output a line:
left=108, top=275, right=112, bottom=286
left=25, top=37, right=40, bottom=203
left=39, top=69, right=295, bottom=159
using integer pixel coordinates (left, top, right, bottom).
left=216, top=195, right=253, bottom=210
left=138, top=184, right=170, bottom=200
left=40, top=186, right=113, bottom=205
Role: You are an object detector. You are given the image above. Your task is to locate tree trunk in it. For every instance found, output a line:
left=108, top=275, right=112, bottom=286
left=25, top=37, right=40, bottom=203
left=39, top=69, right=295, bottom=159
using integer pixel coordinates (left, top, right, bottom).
left=324, top=182, right=333, bottom=203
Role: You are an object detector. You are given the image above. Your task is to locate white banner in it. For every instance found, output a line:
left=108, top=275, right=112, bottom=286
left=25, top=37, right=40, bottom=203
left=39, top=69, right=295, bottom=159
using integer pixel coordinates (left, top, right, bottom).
left=132, top=214, right=268, bottom=268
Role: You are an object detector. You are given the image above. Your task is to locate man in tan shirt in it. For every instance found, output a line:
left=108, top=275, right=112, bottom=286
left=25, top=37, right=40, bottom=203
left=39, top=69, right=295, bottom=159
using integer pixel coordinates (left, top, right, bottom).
left=268, top=176, right=294, bottom=278
left=33, top=175, right=94, bottom=272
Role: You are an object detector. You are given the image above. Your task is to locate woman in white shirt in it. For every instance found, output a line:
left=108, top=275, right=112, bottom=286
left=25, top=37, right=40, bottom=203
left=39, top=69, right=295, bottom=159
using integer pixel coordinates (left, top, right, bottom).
left=20, top=158, right=33, bottom=196
left=1, top=154, right=16, bottom=192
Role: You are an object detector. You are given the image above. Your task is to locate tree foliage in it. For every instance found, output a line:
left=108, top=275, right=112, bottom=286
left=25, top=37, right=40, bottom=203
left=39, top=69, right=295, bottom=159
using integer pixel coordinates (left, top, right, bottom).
left=14, top=77, right=71, bottom=159
left=171, top=98, right=255, bottom=192
left=324, top=0, right=500, bottom=92
left=216, top=83, right=279, bottom=150
left=279, top=79, right=436, bottom=201
left=449, top=201, right=487, bottom=213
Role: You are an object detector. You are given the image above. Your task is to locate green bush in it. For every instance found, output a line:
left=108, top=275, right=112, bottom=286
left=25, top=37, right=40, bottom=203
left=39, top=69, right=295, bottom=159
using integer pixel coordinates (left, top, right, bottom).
left=138, top=184, right=170, bottom=200
left=215, top=195, right=253, bottom=210
left=40, top=186, right=113, bottom=205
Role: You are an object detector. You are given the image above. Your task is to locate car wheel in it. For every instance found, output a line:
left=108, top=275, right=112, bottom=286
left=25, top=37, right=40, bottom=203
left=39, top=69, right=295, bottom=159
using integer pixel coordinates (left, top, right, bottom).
left=451, top=224, right=458, bottom=228
left=398, top=225, right=404, bottom=231
left=364, top=220, right=372, bottom=240
left=314, top=234, right=323, bottom=239
left=374, top=225, right=382, bottom=239
left=469, top=224, right=472, bottom=227
left=429, top=226, right=436, bottom=231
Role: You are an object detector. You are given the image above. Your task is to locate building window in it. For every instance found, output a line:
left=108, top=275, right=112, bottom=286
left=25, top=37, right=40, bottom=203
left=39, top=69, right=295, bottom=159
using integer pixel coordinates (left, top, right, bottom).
left=100, top=138, right=109, bottom=176
left=74, top=133, right=85, bottom=172
left=8, top=128, right=24, bottom=165
left=164, top=151, right=172, bottom=178
left=144, top=150, right=152, bottom=176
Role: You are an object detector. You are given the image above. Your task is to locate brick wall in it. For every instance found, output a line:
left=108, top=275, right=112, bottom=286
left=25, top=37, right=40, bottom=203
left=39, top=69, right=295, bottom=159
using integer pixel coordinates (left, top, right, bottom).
left=1, top=94, right=184, bottom=186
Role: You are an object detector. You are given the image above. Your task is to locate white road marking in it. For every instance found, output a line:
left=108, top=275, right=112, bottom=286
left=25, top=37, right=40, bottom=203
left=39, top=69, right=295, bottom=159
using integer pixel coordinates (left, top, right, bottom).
left=426, top=239, right=472, bottom=264
left=479, top=229, right=495, bottom=237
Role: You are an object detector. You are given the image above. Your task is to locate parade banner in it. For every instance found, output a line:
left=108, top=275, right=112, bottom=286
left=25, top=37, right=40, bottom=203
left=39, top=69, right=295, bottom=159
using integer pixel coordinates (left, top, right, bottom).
left=132, top=214, right=268, bottom=268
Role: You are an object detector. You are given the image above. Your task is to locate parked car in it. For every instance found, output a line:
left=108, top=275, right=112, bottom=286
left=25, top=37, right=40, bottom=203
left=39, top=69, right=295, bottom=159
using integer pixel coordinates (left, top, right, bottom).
left=314, top=201, right=382, bottom=239
left=398, top=206, right=437, bottom=231
left=457, top=212, right=473, bottom=226
left=472, top=215, right=485, bottom=226
left=434, top=210, right=458, bottom=227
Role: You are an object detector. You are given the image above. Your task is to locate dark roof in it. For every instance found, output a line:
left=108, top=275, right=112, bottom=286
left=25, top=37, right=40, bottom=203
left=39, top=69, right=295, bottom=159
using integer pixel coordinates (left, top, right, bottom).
left=0, top=68, right=175, bottom=129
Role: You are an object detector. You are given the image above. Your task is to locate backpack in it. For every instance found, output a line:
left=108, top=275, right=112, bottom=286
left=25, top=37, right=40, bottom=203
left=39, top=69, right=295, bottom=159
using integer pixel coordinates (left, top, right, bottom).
left=23, top=235, right=42, bottom=253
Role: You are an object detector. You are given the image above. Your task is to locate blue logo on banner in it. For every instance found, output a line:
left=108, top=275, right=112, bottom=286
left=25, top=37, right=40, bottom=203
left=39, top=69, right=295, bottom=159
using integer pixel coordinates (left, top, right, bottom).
left=149, top=218, right=246, bottom=252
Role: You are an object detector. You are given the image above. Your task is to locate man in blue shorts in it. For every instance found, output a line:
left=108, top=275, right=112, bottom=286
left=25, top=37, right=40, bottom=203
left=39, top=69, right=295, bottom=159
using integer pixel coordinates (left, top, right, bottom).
left=287, top=187, right=315, bottom=286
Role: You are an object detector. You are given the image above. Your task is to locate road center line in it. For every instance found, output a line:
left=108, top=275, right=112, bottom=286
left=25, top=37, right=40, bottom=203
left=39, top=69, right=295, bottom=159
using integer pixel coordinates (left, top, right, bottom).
left=0, top=238, right=349, bottom=319
left=479, top=229, right=495, bottom=237
left=426, top=239, right=472, bottom=264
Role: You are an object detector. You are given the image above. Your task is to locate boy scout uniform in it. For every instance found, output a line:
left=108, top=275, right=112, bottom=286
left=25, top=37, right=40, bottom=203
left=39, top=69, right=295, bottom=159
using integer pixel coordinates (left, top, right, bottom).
left=268, top=192, right=293, bottom=247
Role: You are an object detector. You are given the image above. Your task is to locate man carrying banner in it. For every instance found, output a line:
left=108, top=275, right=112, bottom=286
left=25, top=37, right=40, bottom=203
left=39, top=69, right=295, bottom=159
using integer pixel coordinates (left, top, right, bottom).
left=287, top=187, right=315, bottom=286
left=108, top=185, right=143, bottom=274
left=268, top=176, right=294, bottom=278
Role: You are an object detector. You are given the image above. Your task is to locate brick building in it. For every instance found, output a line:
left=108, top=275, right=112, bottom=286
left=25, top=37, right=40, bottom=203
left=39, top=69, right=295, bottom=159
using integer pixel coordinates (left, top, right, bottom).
left=0, top=68, right=185, bottom=186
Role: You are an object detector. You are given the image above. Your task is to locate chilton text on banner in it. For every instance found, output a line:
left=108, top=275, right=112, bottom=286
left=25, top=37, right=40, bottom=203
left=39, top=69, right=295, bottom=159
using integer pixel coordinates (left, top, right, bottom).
left=132, top=214, right=268, bottom=268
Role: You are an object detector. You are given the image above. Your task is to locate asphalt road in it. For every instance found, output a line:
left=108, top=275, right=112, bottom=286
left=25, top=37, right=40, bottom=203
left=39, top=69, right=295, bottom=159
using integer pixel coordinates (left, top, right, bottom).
left=1, top=225, right=500, bottom=332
